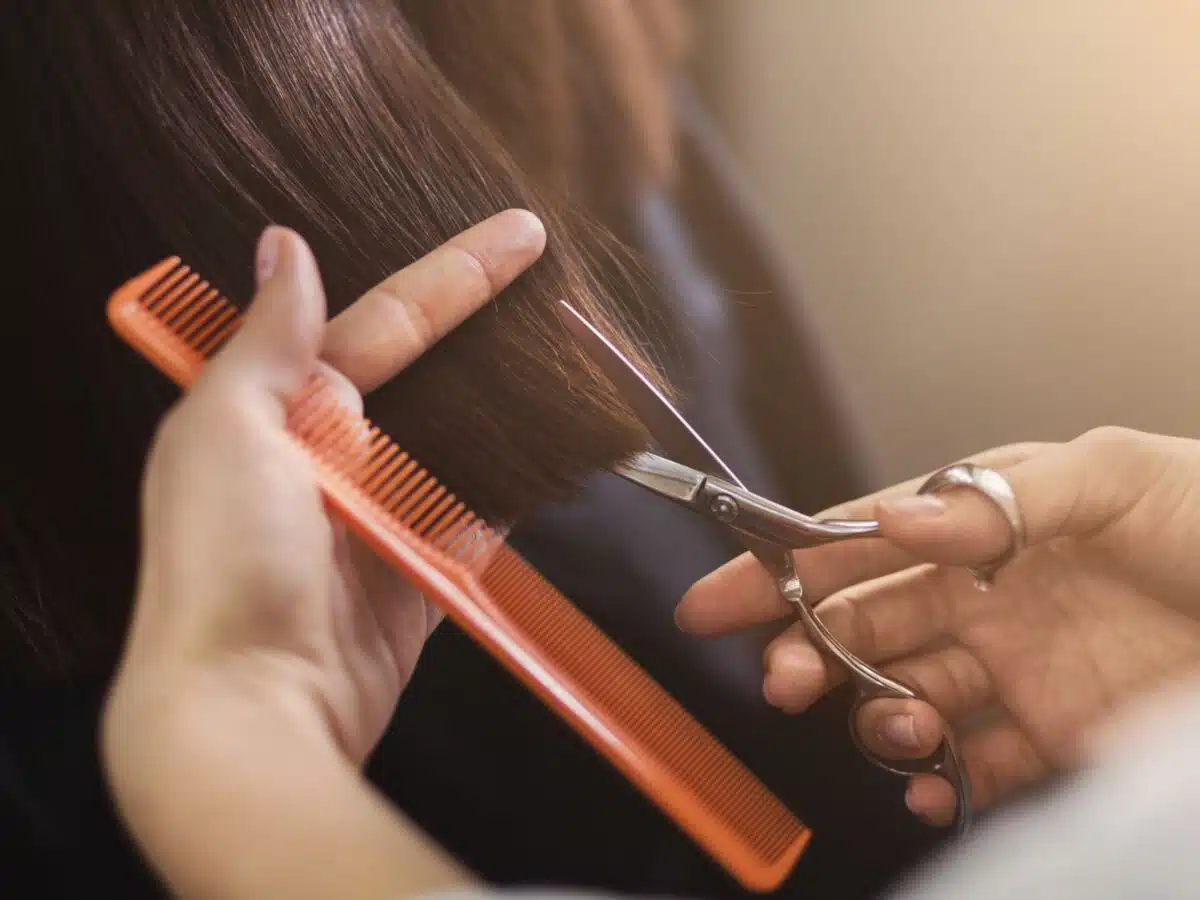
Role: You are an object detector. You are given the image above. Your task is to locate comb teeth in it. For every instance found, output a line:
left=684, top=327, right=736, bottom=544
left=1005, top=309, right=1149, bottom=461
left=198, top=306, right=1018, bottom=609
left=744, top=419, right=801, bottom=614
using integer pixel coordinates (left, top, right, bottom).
left=140, top=260, right=240, bottom=356
left=287, top=385, right=500, bottom=570
left=112, top=258, right=502, bottom=571
left=107, top=258, right=810, bottom=891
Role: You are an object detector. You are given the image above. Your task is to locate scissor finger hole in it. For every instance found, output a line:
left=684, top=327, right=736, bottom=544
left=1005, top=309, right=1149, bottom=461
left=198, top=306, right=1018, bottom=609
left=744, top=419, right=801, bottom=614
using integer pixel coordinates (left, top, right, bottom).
left=852, top=696, right=946, bottom=762
left=848, top=695, right=974, bottom=833
left=849, top=694, right=953, bottom=776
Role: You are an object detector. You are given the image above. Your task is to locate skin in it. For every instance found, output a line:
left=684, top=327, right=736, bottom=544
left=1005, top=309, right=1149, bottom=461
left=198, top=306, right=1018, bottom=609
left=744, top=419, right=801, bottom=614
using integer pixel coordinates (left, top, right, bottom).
left=678, top=429, right=1200, bottom=825
left=103, top=210, right=545, bottom=899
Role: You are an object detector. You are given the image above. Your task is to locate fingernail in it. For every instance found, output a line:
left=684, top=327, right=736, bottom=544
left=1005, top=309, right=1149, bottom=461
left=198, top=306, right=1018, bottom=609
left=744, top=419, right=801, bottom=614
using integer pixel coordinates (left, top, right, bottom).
left=879, top=714, right=920, bottom=750
left=880, top=495, right=947, bottom=519
left=504, top=209, right=547, bottom=250
left=256, top=226, right=283, bottom=285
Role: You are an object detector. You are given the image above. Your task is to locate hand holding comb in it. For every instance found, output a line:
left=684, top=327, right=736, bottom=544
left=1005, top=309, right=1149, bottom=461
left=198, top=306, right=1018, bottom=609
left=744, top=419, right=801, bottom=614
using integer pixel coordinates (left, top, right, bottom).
left=105, top=256, right=811, bottom=893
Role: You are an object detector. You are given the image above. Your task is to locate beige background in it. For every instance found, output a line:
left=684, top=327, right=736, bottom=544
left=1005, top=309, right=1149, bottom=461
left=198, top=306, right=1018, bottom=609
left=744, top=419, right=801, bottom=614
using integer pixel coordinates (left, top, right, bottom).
left=693, top=0, right=1200, bottom=488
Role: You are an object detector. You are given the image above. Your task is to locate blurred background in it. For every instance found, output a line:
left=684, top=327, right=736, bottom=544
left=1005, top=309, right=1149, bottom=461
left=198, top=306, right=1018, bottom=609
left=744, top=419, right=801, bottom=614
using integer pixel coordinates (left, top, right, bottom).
left=693, top=0, right=1200, bottom=487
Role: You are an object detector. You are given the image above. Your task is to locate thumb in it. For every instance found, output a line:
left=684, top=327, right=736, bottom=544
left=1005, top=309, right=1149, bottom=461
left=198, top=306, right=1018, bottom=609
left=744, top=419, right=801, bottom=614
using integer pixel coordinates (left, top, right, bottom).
left=873, top=428, right=1162, bottom=570
left=204, top=226, right=327, bottom=408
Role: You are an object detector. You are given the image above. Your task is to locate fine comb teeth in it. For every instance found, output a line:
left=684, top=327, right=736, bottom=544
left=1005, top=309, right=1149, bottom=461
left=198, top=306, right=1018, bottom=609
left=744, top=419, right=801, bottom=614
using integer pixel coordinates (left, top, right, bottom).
left=106, top=257, right=811, bottom=892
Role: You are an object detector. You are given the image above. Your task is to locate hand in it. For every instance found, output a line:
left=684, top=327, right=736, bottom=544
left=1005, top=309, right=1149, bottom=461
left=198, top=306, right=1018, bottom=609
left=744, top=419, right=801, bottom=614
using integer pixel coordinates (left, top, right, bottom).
left=102, top=212, right=544, bottom=897
left=679, top=429, right=1200, bottom=825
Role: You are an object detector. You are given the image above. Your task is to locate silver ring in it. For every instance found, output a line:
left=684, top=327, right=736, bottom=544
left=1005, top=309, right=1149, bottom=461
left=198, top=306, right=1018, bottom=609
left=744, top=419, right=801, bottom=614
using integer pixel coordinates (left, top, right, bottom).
left=917, top=463, right=1025, bottom=589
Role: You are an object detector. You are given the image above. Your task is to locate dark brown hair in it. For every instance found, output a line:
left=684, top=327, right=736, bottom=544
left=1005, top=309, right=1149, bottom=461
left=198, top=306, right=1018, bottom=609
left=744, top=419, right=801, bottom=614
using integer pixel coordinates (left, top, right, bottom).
left=0, top=0, right=689, bottom=678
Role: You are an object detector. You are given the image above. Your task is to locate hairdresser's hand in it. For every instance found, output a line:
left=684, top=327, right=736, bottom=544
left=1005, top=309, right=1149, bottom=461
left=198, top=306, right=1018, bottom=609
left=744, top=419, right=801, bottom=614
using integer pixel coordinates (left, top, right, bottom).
left=680, top=430, right=1200, bottom=826
left=103, top=217, right=544, bottom=900
left=106, top=210, right=544, bottom=769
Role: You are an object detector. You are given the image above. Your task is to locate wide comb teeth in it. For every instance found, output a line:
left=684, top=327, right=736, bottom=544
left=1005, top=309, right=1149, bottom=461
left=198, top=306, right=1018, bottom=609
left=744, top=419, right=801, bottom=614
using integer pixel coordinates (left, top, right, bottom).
left=141, top=258, right=239, bottom=355
left=107, top=258, right=811, bottom=892
left=106, top=258, right=239, bottom=390
left=108, top=258, right=501, bottom=571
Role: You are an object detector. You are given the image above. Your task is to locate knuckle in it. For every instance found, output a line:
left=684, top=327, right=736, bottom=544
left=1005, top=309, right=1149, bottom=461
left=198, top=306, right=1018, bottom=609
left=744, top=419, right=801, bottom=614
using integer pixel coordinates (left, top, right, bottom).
left=1078, top=425, right=1150, bottom=459
left=364, top=282, right=435, bottom=349
left=891, top=657, right=959, bottom=716
left=1076, top=426, right=1176, bottom=506
left=444, top=241, right=500, bottom=300
left=884, top=658, right=934, bottom=701
left=820, top=591, right=880, bottom=659
left=971, top=759, right=1003, bottom=807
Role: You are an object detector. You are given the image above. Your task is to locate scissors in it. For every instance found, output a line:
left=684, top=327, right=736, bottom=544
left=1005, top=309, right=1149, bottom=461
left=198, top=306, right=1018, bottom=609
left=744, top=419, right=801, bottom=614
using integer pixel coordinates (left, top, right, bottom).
left=556, top=301, right=1026, bottom=838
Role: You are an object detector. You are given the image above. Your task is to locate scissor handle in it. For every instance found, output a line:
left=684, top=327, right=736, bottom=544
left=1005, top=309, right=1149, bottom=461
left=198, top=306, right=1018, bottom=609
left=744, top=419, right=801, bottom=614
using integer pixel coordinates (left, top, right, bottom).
left=781, top=576, right=974, bottom=836
left=847, top=688, right=973, bottom=837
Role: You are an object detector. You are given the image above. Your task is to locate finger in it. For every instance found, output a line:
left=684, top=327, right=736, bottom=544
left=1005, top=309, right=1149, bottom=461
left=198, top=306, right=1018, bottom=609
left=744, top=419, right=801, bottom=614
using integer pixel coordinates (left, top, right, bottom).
left=853, top=698, right=947, bottom=761
left=764, top=570, right=992, bottom=718
left=678, top=537, right=904, bottom=635
left=821, top=442, right=1051, bottom=523
left=322, top=208, right=546, bottom=394
left=347, top=535, right=437, bottom=685
left=762, top=565, right=959, bottom=710
left=876, top=428, right=1165, bottom=571
left=850, top=645, right=994, bottom=758
left=676, top=442, right=1050, bottom=636
left=314, top=360, right=363, bottom=417
left=202, top=226, right=326, bottom=412
left=905, top=721, right=1049, bottom=825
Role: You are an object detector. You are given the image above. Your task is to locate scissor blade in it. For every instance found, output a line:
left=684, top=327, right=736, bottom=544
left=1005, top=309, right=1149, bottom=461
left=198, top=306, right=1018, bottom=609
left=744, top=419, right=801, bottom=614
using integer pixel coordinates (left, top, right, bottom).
left=613, top=452, right=707, bottom=506
left=556, top=302, right=787, bottom=570
left=555, top=301, right=744, bottom=488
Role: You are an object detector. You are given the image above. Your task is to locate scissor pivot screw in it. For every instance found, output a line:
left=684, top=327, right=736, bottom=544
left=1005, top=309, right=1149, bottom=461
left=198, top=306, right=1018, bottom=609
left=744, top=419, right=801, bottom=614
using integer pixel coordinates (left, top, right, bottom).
left=709, top=495, right=738, bottom=523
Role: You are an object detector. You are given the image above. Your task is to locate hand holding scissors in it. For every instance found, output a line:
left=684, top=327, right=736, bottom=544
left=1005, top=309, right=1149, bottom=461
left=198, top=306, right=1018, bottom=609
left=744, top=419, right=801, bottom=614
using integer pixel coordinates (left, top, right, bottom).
left=558, top=302, right=1026, bottom=836
left=667, top=418, right=1200, bottom=828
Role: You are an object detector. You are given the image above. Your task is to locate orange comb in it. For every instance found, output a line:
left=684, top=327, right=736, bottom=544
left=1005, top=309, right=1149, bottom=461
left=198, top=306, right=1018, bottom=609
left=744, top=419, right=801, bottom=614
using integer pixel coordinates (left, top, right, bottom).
left=106, top=257, right=811, bottom=892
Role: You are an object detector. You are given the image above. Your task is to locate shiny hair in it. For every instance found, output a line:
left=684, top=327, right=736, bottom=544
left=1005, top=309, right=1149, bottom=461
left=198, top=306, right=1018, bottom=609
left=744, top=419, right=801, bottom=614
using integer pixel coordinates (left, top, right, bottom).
left=0, top=0, right=688, bottom=677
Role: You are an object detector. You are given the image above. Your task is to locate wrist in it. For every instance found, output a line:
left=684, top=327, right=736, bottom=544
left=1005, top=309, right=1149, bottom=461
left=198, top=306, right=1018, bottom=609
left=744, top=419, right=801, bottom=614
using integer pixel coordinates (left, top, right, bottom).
left=102, top=660, right=468, bottom=900
left=105, top=647, right=343, bottom=770
left=102, top=656, right=346, bottom=843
